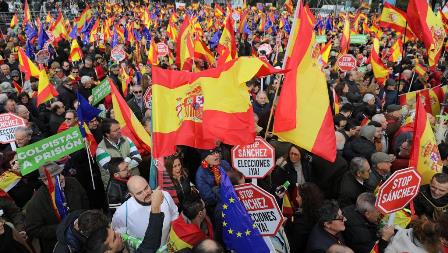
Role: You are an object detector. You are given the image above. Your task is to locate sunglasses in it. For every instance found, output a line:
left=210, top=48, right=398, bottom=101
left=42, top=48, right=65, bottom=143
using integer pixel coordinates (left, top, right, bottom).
left=72, top=71, right=79, bottom=74
left=134, top=91, right=143, bottom=94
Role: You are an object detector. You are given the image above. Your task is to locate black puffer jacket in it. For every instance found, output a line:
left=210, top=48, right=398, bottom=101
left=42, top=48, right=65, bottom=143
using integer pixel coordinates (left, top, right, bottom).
left=343, top=136, right=376, bottom=162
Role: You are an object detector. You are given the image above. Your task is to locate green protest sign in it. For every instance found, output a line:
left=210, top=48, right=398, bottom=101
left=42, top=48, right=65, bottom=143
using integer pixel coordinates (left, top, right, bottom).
left=350, top=34, right=368, bottom=44
left=316, top=35, right=327, bottom=44
left=18, top=127, right=84, bottom=176
left=92, top=78, right=111, bottom=105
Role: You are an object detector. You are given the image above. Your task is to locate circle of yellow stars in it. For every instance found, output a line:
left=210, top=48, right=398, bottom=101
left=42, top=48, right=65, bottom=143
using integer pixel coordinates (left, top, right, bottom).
left=221, top=196, right=258, bottom=238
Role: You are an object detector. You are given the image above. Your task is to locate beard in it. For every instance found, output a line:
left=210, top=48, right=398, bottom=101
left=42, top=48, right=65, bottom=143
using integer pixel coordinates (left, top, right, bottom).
left=135, top=197, right=151, bottom=206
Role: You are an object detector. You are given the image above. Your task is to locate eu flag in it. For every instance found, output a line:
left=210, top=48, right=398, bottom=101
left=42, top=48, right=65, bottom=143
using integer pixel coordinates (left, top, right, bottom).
left=69, top=24, right=78, bottom=40
left=111, top=27, right=119, bottom=48
left=77, top=92, right=101, bottom=125
left=219, top=168, right=269, bottom=253
left=325, top=17, right=333, bottom=31
left=37, top=25, right=49, bottom=50
left=209, top=31, right=221, bottom=49
left=25, top=23, right=37, bottom=40
left=25, top=40, right=34, bottom=60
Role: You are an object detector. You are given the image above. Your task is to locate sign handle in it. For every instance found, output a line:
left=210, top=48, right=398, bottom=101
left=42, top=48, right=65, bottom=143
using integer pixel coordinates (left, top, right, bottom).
left=387, top=212, right=396, bottom=226
left=10, top=142, right=16, bottom=151
left=252, top=178, right=258, bottom=186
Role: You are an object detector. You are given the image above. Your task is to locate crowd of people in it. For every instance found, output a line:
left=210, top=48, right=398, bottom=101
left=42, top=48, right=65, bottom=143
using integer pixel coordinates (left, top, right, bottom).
left=1, top=0, right=448, bottom=253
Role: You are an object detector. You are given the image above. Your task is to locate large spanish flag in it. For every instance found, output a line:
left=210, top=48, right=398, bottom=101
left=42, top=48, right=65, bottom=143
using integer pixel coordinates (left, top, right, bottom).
left=18, top=47, right=40, bottom=79
left=340, top=13, right=350, bottom=55
left=37, top=66, right=58, bottom=106
left=109, top=79, right=152, bottom=153
left=194, top=37, right=216, bottom=66
left=371, top=37, right=389, bottom=85
left=379, top=3, right=415, bottom=37
left=152, top=57, right=283, bottom=157
left=176, top=16, right=194, bottom=71
left=407, top=0, right=446, bottom=68
left=409, top=95, right=443, bottom=184
left=273, top=3, right=336, bottom=162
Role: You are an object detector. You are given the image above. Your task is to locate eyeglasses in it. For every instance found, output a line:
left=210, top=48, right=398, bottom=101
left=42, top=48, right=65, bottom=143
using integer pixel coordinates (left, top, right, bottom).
left=133, top=91, right=143, bottom=94
left=332, top=213, right=346, bottom=221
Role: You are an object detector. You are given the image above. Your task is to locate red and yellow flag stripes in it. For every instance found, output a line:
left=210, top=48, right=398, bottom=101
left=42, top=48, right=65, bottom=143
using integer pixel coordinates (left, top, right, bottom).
left=273, top=3, right=336, bottom=162
left=152, top=57, right=283, bottom=157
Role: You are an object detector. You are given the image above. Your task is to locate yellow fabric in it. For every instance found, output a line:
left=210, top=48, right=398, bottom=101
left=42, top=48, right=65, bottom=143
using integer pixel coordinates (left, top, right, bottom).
left=179, top=20, right=194, bottom=70
left=0, top=171, right=20, bottom=192
left=152, top=57, right=266, bottom=133
left=371, top=38, right=389, bottom=83
left=168, top=227, right=193, bottom=252
left=37, top=68, right=56, bottom=105
left=427, top=8, right=446, bottom=67
left=18, top=48, right=40, bottom=78
left=389, top=39, right=402, bottom=62
left=275, top=19, right=331, bottom=153
left=69, top=39, right=82, bottom=62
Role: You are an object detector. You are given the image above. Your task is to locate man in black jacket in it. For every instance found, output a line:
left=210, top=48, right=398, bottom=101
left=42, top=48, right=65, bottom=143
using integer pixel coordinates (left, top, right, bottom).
left=25, top=162, right=90, bottom=253
left=107, top=157, right=131, bottom=215
left=414, top=173, right=448, bottom=220
left=338, top=157, right=371, bottom=208
left=343, top=193, right=394, bottom=253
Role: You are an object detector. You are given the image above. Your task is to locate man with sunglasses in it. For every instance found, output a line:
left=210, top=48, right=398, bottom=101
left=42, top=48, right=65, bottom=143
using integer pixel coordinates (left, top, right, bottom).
left=127, top=85, right=147, bottom=122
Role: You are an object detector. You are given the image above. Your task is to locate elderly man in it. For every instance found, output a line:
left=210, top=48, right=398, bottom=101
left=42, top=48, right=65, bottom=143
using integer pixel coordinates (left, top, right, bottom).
left=366, top=152, right=395, bottom=191
left=343, top=193, right=395, bottom=253
left=0, top=64, right=12, bottom=83
left=371, top=114, right=389, bottom=153
left=413, top=173, right=448, bottom=220
left=338, top=157, right=371, bottom=208
left=127, top=85, right=146, bottom=122
left=26, top=162, right=89, bottom=253
left=112, top=176, right=178, bottom=246
left=17, top=105, right=43, bottom=141
left=252, top=91, right=271, bottom=118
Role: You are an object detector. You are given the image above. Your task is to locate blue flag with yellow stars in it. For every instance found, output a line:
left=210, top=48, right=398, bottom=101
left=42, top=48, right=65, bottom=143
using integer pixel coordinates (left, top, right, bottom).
left=219, top=168, right=269, bottom=253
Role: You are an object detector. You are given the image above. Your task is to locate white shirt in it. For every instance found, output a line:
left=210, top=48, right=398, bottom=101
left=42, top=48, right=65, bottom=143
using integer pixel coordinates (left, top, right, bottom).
left=112, top=191, right=179, bottom=245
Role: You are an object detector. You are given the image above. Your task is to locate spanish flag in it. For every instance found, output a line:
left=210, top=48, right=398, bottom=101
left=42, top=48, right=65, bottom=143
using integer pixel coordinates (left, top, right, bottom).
left=75, top=5, right=92, bottom=32
left=370, top=23, right=383, bottom=38
left=371, top=37, right=389, bottom=85
left=340, top=13, right=350, bottom=55
left=388, top=38, right=403, bottom=62
left=168, top=216, right=214, bottom=252
left=273, top=3, right=336, bottom=162
left=18, top=47, right=40, bottom=79
left=89, top=19, right=100, bottom=43
left=37, top=66, right=58, bottom=106
left=151, top=57, right=282, bottom=157
left=23, top=0, right=31, bottom=25
left=215, top=4, right=224, bottom=18
left=68, top=39, right=83, bottom=62
left=414, top=62, right=427, bottom=77
left=407, top=0, right=446, bottom=68
left=10, top=14, right=17, bottom=28
left=399, top=85, right=447, bottom=116
left=218, top=15, right=238, bottom=64
left=176, top=16, right=194, bottom=71
left=110, top=79, right=152, bottom=152
left=320, top=40, right=332, bottom=65
left=379, top=3, right=415, bottom=37
left=282, top=192, right=294, bottom=218
left=194, top=38, right=216, bottom=66
left=147, top=38, right=159, bottom=65
left=409, top=95, right=443, bottom=184
left=50, top=12, right=68, bottom=42
left=167, top=17, right=178, bottom=41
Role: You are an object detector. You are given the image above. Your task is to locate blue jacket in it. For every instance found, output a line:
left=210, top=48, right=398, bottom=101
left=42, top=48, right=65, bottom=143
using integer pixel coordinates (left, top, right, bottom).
left=195, top=160, right=231, bottom=207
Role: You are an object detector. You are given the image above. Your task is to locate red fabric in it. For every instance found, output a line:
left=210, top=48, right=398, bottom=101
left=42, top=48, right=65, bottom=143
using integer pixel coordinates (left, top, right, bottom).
left=407, top=0, right=434, bottom=50
left=171, top=215, right=214, bottom=247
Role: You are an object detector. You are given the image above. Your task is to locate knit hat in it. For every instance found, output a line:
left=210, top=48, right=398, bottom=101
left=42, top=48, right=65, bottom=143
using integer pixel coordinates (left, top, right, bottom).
left=360, top=125, right=376, bottom=142
left=371, top=152, right=396, bottom=165
left=363, top=93, right=375, bottom=103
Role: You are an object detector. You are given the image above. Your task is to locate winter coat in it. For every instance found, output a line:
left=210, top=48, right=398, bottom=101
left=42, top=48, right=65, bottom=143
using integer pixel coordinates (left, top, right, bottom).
left=343, top=136, right=376, bottom=162
left=414, top=184, right=448, bottom=220
left=342, top=205, right=380, bottom=253
left=0, top=224, right=32, bottom=253
left=57, top=85, right=76, bottom=109
left=0, top=195, right=26, bottom=231
left=338, top=171, right=368, bottom=208
left=305, top=224, right=345, bottom=253
left=25, top=177, right=89, bottom=253
left=311, top=154, right=348, bottom=199
left=107, top=177, right=130, bottom=215
left=53, top=210, right=87, bottom=253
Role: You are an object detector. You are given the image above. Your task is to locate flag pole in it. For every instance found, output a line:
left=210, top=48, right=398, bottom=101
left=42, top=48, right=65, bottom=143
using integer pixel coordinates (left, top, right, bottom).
left=84, top=137, right=96, bottom=190
left=264, top=0, right=301, bottom=139
left=396, top=20, right=408, bottom=103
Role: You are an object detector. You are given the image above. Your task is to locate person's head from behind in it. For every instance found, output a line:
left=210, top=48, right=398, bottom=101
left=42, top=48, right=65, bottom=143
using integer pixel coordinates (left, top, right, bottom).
left=356, top=192, right=380, bottom=224
left=296, top=182, right=324, bottom=222
left=77, top=210, right=110, bottom=239
left=109, top=157, right=130, bottom=180
left=318, top=200, right=346, bottom=235
left=335, top=131, right=346, bottom=151
left=192, top=239, right=224, bottom=253
left=326, top=244, right=354, bottom=253
left=127, top=176, right=152, bottom=205
left=183, top=196, right=207, bottom=225
left=411, top=216, right=441, bottom=253
left=85, top=224, right=124, bottom=253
